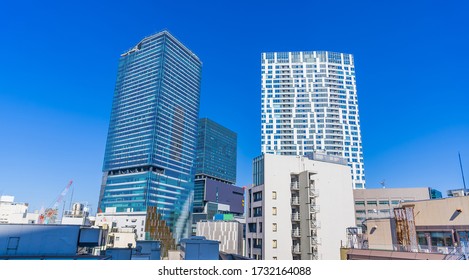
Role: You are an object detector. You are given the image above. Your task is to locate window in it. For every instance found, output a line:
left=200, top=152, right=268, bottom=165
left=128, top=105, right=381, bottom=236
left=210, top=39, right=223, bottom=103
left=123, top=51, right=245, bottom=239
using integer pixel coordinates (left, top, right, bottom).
left=272, top=191, right=277, bottom=200
left=273, top=257, right=277, bottom=260
left=259, top=222, right=263, bottom=233
left=355, top=200, right=365, bottom=206
left=391, top=200, right=400, bottom=205
left=273, top=240, right=277, bottom=249
left=272, top=207, right=277, bottom=215
left=273, top=223, right=277, bottom=232
left=254, top=238, right=263, bottom=249
left=367, top=200, right=377, bottom=206
left=379, top=200, right=389, bottom=206
left=253, top=191, right=263, bottom=202
left=254, top=207, right=262, bottom=217
left=248, top=223, right=257, bottom=233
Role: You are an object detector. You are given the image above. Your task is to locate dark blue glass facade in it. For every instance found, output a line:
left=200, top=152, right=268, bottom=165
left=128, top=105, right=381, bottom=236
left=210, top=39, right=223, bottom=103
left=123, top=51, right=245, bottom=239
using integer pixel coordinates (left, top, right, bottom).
left=192, top=118, right=242, bottom=221
left=98, top=31, right=202, bottom=241
left=195, top=118, right=237, bottom=184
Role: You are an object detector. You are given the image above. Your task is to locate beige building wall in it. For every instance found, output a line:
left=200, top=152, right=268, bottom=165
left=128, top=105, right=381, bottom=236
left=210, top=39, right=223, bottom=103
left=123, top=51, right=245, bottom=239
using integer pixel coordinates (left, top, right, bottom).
left=365, top=218, right=396, bottom=250
left=353, top=188, right=431, bottom=225
left=402, top=196, right=469, bottom=227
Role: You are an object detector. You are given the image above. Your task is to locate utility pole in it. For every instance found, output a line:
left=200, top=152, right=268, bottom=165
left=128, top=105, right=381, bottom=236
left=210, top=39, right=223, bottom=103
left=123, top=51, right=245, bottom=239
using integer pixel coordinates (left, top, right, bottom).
left=459, top=152, right=467, bottom=196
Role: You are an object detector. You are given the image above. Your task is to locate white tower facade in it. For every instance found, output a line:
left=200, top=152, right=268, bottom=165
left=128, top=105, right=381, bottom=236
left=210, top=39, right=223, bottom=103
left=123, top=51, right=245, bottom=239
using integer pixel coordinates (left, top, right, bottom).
left=261, top=51, right=365, bottom=189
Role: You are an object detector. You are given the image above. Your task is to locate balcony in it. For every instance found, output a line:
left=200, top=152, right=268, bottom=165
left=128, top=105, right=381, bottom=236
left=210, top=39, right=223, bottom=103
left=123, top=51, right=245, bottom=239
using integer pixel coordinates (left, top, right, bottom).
left=310, top=205, right=320, bottom=213
left=310, top=220, right=321, bottom=229
left=292, top=213, right=300, bottom=221
left=292, top=245, right=301, bottom=254
left=311, top=237, right=321, bottom=245
left=292, top=229, right=301, bottom=238
left=309, top=189, right=319, bottom=197
left=291, top=197, right=300, bottom=205
left=290, top=182, right=299, bottom=190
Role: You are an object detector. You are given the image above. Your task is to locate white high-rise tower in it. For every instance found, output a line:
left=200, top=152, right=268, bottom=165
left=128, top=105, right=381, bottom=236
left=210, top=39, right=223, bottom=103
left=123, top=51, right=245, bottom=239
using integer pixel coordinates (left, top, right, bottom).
left=260, top=51, right=365, bottom=189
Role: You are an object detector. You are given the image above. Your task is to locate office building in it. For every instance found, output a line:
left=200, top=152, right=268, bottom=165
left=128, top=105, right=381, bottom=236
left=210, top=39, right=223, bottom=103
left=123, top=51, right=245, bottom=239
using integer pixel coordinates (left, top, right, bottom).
left=261, top=51, right=365, bottom=189
left=192, top=118, right=244, bottom=225
left=353, top=187, right=437, bottom=226
left=246, top=153, right=355, bottom=260
left=195, top=118, right=237, bottom=184
left=98, top=31, right=202, bottom=246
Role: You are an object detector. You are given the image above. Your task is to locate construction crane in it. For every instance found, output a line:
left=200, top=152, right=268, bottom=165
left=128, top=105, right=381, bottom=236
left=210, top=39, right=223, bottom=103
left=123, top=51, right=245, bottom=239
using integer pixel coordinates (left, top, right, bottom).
left=38, top=180, right=73, bottom=224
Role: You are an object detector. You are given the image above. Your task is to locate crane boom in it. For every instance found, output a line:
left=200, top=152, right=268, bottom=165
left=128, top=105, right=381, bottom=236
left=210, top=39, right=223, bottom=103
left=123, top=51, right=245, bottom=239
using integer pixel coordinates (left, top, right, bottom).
left=38, top=180, right=73, bottom=224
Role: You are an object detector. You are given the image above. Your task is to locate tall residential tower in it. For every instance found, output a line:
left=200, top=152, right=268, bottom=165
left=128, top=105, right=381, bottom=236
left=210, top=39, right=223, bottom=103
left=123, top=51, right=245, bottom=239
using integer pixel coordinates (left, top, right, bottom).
left=261, top=51, right=365, bottom=189
left=98, top=31, right=202, bottom=244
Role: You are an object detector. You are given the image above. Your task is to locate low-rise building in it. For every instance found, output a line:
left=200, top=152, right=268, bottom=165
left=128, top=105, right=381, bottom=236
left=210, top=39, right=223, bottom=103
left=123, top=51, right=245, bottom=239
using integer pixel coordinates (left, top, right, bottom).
left=353, top=187, right=435, bottom=226
left=0, top=196, right=39, bottom=224
left=343, top=196, right=469, bottom=260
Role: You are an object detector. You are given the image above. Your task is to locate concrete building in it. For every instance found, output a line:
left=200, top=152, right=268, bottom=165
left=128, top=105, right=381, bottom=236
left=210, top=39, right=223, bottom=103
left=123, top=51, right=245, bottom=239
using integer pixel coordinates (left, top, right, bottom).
left=196, top=220, right=243, bottom=255
left=246, top=153, right=355, bottom=260
left=343, top=196, right=469, bottom=260
left=0, top=196, right=39, bottom=224
left=61, top=202, right=92, bottom=226
left=98, top=30, right=202, bottom=246
left=95, top=210, right=146, bottom=241
left=260, top=51, right=366, bottom=189
left=401, top=196, right=469, bottom=253
left=447, top=188, right=469, bottom=197
left=353, top=187, right=433, bottom=226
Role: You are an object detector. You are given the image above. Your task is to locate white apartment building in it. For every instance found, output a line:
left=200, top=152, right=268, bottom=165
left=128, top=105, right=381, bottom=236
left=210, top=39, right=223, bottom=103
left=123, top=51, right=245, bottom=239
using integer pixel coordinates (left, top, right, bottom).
left=0, top=195, right=39, bottom=224
left=246, top=153, right=355, bottom=260
left=261, top=51, right=365, bottom=189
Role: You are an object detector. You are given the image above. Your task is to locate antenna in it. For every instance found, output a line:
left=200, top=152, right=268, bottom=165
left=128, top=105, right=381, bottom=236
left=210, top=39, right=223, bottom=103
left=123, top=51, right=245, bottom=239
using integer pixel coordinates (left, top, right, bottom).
left=459, top=152, right=467, bottom=196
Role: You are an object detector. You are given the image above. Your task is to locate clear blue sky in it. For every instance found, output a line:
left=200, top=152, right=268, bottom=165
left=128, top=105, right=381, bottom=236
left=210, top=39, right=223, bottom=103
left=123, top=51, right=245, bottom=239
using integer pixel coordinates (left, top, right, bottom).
left=1, top=0, right=468, bottom=213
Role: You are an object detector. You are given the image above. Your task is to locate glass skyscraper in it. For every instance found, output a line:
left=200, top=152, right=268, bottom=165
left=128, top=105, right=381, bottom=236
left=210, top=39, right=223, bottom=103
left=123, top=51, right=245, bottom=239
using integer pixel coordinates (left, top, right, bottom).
left=98, top=31, right=202, bottom=242
left=192, top=118, right=243, bottom=225
left=195, top=118, right=237, bottom=184
left=260, top=51, right=366, bottom=189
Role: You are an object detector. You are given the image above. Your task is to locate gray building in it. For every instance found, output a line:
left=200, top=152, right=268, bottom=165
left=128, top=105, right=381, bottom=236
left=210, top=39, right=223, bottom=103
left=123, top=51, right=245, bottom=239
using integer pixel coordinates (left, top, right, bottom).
left=196, top=220, right=244, bottom=255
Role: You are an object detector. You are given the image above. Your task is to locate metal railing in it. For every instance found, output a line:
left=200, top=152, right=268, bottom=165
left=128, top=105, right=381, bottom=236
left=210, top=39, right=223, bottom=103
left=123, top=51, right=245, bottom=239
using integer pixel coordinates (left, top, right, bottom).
left=310, top=205, right=320, bottom=213
left=292, top=245, right=301, bottom=254
left=292, top=213, right=300, bottom=221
